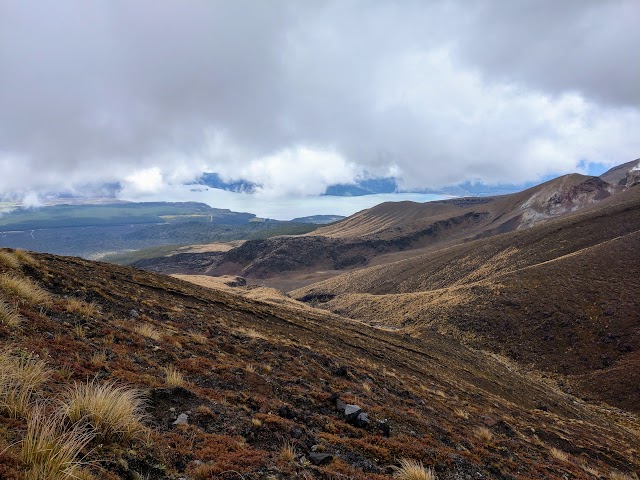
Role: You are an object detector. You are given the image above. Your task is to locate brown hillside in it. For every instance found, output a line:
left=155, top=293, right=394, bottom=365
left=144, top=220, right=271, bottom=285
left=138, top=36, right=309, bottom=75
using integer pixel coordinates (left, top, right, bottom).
left=133, top=172, right=621, bottom=286
left=0, top=249, right=639, bottom=478
left=312, top=173, right=617, bottom=240
left=292, top=186, right=640, bottom=413
left=600, top=158, right=640, bottom=185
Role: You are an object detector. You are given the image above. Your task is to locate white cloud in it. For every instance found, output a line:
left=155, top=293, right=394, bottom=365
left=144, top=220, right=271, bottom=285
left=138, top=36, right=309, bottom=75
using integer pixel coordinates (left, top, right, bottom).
left=0, top=0, right=638, bottom=200
left=235, top=147, right=357, bottom=197
left=121, top=167, right=164, bottom=195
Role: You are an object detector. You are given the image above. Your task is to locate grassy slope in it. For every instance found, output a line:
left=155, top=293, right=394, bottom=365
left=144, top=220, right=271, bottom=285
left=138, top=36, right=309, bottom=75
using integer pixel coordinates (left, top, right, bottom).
left=310, top=174, right=607, bottom=241
left=292, top=187, right=640, bottom=413
left=0, top=250, right=638, bottom=478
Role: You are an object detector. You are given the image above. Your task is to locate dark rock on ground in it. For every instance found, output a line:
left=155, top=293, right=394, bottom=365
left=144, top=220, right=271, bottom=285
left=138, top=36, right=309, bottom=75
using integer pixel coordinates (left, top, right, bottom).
left=308, top=453, right=334, bottom=466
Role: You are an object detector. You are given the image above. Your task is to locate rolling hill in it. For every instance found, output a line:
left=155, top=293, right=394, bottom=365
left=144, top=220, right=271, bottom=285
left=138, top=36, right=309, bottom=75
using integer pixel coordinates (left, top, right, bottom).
left=292, top=182, right=640, bottom=413
left=137, top=168, right=628, bottom=290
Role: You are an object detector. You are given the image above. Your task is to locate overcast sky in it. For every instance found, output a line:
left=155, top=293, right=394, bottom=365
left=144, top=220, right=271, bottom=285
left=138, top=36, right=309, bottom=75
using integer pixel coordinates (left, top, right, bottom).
left=1, top=0, right=639, bottom=201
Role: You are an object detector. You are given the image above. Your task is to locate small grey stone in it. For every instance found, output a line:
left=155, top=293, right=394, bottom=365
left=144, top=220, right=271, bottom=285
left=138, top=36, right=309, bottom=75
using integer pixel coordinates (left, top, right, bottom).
left=344, top=404, right=361, bottom=416
left=129, top=309, right=139, bottom=318
left=356, top=412, right=370, bottom=428
left=344, top=404, right=362, bottom=422
left=173, top=413, right=189, bottom=425
left=309, top=453, right=333, bottom=466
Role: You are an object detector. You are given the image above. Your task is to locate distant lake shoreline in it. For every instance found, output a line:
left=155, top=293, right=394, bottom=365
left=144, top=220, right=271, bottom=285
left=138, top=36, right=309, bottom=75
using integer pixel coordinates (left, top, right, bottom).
left=120, top=186, right=450, bottom=220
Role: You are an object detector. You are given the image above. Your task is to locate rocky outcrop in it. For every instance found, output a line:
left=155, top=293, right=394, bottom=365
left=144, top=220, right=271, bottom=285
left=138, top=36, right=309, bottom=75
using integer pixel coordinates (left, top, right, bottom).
left=132, top=251, right=223, bottom=274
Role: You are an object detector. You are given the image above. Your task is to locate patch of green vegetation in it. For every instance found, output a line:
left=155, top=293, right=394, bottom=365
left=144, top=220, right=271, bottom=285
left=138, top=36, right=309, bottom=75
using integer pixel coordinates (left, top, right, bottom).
left=0, top=202, right=255, bottom=231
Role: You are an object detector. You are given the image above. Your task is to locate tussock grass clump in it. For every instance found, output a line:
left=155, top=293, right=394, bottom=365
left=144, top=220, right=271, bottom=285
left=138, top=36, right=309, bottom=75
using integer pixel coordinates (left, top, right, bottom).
left=0, top=298, right=21, bottom=327
left=280, top=441, right=297, bottom=464
left=73, top=324, right=85, bottom=338
left=163, top=365, right=185, bottom=386
left=0, top=251, right=21, bottom=269
left=251, top=416, right=263, bottom=427
left=0, top=274, right=50, bottom=305
left=190, top=331, right=208, bottom=344
left=21, top=405, right=94, bottom=480
left=65, top=298, right=98, bottom=318
left=13, top=249, right=38, bottom=266
left=63, top=380, right=146, bottom=442
left=0, top=350, right=49, bottom=418
left=394, top=458, right=436, bottom=480
left=609, top=472, right=634, bottom=480
left=579, top=461, right=600, bottom=476
left=133, top=323, right=161, bottom=341
left=550, top=447, right=569, bottom=462
left=89, top=351, right=107, bottom=368
left=453, top=408, right=469, bottom=419
left=473, top=426, right=493, bottom=443
left=236, top=326, right=267, bottom=340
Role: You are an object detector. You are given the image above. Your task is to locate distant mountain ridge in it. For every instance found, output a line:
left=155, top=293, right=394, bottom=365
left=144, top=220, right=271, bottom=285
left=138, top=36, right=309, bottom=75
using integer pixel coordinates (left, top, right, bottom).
left=194, top=172, right=531, bottom=197
left=174, top=168, right=627, bottom=283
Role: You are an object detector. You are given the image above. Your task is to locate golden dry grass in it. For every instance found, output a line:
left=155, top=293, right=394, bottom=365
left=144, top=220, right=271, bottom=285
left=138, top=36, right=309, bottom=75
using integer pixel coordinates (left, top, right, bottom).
left=189, top=331, right=208, bottom=344
left=609, top=472, right=634, bottom=480
left=0, top=350, right=49, bottom=418
left=13, top=249, right=38, bottom=266
left=579, top=461, right=600, bottom=476
left=62, top=380, right=146, bottom=441
left=0, top=297, right=21, bottom=327
left=251, top=416, right=263, bottom=427
left=280, top=441, right=297, bottom=464
left=65, top=298, right=98, bottom=318
left=20, top=405, right=94, bottom=480
left=473, top=426, right=493, bottom=444
left=550, top=447, right=569, bottom=462
left=163, top=365, right=185, bottom=386
left=0, top=251, right=21, bottom=269
left=393, top=458, right=436, bottom=480
left=133, top=323, right=161, bottom=341
left=236, top=326, right=267, bottom=340
left=453, top=408, right=469, bottom=419
left=173, top=274, right=314, bottom=312
left=0, top=274, right=50, bottom=305
left=73, top=324, right=85, bottom=338
left=89, top=351, right=107, bottom=368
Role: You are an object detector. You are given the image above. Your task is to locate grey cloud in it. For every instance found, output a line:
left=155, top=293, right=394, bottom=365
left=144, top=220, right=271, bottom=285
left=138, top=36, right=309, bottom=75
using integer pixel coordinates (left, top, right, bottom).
left=451, top=0, right=640, bottom=107
left=0, top=0, right=638, bottom=198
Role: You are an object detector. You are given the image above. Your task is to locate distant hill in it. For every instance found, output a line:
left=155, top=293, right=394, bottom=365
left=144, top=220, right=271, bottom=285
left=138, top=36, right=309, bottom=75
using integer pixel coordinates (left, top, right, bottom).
left=0, top=202, right=318, bottom=259
left=165, top=171, right=623, bottom=286
left=292, top=182, right=640, bottom=413
left=0, top=201, right=255, bottom=231
left=599, top=158, right=639, bottom=185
